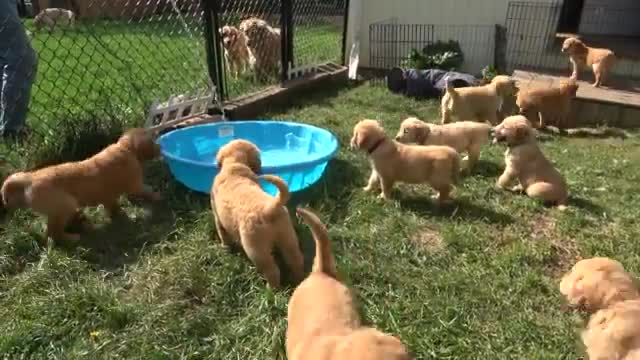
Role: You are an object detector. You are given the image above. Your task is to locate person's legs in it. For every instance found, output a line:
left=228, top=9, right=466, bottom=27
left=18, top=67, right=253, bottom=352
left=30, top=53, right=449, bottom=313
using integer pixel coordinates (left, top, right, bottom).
left=0, top=1, right=38, bottom=137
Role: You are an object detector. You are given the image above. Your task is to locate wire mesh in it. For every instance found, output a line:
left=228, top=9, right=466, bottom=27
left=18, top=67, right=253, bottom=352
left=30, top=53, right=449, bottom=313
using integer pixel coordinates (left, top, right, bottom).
left=290, top=0, right=346, bottom=76
left=218, top=0, right=283, bottom=98
left=368, top=19, right=495, bottom=76
left=1, top=0, right=212, bottom=169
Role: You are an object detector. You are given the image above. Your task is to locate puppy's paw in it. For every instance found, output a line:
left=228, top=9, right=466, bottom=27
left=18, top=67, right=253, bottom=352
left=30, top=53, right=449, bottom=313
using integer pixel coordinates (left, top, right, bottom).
left=495, top=183, right=507, bottom=191
left=363, top=186, right=373, bottom=192
left=379, top=193, right=391, bottom=201
left=511, top=184, right=524, bottom=193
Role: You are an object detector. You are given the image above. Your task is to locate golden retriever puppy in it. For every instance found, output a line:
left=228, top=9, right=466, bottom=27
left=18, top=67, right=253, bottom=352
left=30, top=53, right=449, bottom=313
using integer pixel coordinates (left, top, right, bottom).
left=493, top=115, right=568, bottom=208
left=33, top=8, right=75, bottom=33
left=441, top=76, right=518, bottom=125
left=582, top=299, right=640, bottom=360
left=287, top=208, right=412, bottom=360
left=560, top=257, right=639, bottom=312
left=220, top=25, right=254, bottom=78
left=350, top=119, right=460, bottom=204
left=1, top=128, right=161, bottom=242
left=239, top=17, right=281, bottom=80
left=395, top=117, right=491, bottom=171
left=562, top=37, right=616, bottom=88
left=211, top=139, right=303, bottom=289
left=517, top=78, right=579, bottom=129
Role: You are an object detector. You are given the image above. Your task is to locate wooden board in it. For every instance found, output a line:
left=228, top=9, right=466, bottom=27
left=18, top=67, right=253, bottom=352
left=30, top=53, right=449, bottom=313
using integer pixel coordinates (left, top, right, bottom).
left=512, top=70, right=640, bottom=108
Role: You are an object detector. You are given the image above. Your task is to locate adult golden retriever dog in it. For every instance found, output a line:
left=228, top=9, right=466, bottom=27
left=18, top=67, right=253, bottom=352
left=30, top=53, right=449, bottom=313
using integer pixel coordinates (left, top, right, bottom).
left=395, top=117, right=491, bottom=171
left=351, top=119, right=459, bottom=204
left=562, top=37, right=615, bottom=88
left=287, top=207, right=413, bottom=360
left=441, top=76, right=518, bottom=125
left=1, top=128, right=161, bottom=242
left=211, top=139, right=304, bottom=288
left=493, top=115, right=568, bottom=208
left=220, top=25, right=254, bottom=78
left=239, top=17, right=281, bottom=79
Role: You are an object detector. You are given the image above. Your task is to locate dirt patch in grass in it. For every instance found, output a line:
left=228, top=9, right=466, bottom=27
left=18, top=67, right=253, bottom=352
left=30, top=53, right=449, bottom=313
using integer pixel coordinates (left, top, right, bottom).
left=411, top=226, right=445, bottom=254
left=529, top=213, right=580, bottom=275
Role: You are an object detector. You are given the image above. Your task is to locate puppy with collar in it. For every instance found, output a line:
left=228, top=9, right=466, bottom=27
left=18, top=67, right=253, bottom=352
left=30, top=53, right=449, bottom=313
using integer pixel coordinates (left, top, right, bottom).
left=561, top=37, right=615, bottom=88
left=212, top=139, right=304, bottom=288
left=492, top=115, right=568, bottom=208
left=351, top=119, right=460, bottom=204
left=287, top=207, right=413, bottom=360
left=395, top=117, right=491, bottom=171
left=560, top=258, right=640, bottom=360
left=1, top=128, right=161, bottom=242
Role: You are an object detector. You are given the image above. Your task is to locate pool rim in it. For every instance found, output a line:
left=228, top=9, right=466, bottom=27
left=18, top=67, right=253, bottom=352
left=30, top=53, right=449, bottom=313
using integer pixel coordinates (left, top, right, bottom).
left=157, top=120, right=340, bottom=173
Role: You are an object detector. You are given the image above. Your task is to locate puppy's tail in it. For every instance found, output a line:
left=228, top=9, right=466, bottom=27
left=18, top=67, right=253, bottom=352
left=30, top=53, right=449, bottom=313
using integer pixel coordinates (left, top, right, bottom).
left=259, top=174, right=290, bottom=214
left=296, top=207, right=337, bottom=278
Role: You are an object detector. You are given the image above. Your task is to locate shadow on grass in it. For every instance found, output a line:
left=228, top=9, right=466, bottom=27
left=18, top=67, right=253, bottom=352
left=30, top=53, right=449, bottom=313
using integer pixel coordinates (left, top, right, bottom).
left=469, top=159, right=502, bottom=178
left=568, top=196, right=607, bottom=215
left=399, top=194, right=515, bottom=225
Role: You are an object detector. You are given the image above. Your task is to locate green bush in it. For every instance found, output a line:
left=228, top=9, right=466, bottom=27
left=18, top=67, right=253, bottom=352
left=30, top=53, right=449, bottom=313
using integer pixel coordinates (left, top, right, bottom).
left=402, top=40, right=464, bottom=71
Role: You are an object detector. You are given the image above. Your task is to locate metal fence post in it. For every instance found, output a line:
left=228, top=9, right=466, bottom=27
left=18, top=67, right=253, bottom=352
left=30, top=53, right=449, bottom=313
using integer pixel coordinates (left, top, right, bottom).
left=341, top=0, right=350, bottom=65
left=202, top=0, right=226, bottom=101
left=280, top=0, right=294, bottom=81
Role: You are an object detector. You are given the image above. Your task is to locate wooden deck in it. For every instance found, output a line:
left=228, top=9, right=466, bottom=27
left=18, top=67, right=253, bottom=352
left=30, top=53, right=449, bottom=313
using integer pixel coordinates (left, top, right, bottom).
left=513, top=70, right=640, bottom=108
left=512, top=70, right=640, bottom=128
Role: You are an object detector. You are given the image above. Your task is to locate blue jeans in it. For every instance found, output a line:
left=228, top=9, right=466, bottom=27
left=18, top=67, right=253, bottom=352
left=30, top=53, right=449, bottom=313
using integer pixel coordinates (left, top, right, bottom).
left=0, top=0, right=38, bottom=135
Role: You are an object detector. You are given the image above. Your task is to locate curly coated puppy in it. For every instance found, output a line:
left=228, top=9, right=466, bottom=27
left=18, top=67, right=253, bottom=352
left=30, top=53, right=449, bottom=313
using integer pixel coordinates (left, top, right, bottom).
left=560, top=257, right=639, bottom=312
left=441, top=76, right=518, bottom=125
left=1, top=128, right=161, bottom=242
left=211, top=139, right=304, bottom=289
left=562, top=37, right=616, bottom=88
left=350, top=119, right=460, bottom=204
left=395, top=117, right=491, bottom=171
left=517, top=78, right=579, bottom=129
left=560, top=258, right=640, bottom=360
left=287, top=208, right=413, bottom=360
left=493, top=115, right=568, bottom=208
left=239, top=17, right=281, bottom=80
left=220, top=25, right=254, bottom=78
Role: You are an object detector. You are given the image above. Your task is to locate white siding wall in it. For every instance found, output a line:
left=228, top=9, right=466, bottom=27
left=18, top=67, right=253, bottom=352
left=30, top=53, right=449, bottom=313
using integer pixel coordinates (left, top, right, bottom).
left=353, top=0, right=551, bottom=73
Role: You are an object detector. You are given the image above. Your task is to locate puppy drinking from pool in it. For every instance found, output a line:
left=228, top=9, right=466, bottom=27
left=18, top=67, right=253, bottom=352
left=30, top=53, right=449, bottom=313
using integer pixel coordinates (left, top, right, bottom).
left=1, top=128, right=162, bottom=243
left=211, top=139, right=304, bottom=289
left=395, top=116, right=491, bottom=171
left=287, top=207, right=413, bottom=360
left=351, top=119, right=460, bottom=205
left=492, top=115, right=568, bottom=209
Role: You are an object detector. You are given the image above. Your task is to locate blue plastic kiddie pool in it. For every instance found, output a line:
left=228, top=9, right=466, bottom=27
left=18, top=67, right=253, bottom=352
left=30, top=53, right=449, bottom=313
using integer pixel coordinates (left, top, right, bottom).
left=158, top=121, right=339, bottom=196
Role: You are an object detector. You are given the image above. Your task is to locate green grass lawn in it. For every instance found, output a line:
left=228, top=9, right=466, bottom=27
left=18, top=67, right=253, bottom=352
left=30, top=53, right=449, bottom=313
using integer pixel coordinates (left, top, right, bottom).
left=2, top=83, right=640, bottom=359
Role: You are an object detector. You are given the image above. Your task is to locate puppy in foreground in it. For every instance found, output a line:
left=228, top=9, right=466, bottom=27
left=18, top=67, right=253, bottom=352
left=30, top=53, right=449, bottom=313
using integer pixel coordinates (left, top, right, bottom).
left=212, top=139, right=304, bottom=288
left=492, top=115, right=568, bottom=208
left=34, top=8, right=75, bottom=32
left=441, top=76, right=518, bottom=125
left=220, top=25, right=254, bottom=78
left=517, top=78, right=579, bottom=129
left=560, top=258, right=640, bottom=360
left=351, top=119, right=460, bottom=204
left=287, top=208, right=412, bottom=360
left=1, top=128, right=161, bottom=242
left=562, top=37, right=615, bottom=88
left=395, top=117, right=491, bottom=171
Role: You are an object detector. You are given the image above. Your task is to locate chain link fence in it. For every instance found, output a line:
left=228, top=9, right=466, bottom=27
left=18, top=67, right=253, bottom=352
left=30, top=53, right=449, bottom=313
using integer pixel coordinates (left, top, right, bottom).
left=1, top=0, right=348, bottom=175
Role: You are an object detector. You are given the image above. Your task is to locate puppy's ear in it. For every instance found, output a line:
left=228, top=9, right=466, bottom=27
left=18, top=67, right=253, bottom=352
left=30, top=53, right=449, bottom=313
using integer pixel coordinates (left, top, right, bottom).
left=246, top=147, right=262, bottom=174
left=514, top=125, right=530, bottom=141
left=413, top=124, right=430, bottom=143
